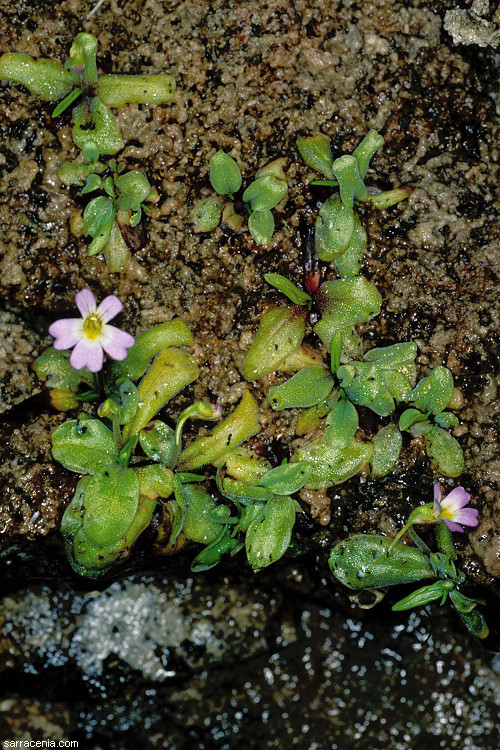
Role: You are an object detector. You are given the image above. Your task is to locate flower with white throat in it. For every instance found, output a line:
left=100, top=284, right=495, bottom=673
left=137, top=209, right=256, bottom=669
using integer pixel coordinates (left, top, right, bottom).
left=49, top=289, right=134, bottom=372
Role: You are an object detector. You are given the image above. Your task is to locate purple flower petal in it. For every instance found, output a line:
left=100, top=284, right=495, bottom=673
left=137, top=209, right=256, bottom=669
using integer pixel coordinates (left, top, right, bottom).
left=442, top=486, right=470, bottom=512
left=48, top=318, right=83, bottom=349
left=443, top=519, right=464, bottom=533
left=70, top=339, right=103, bottom=372
left=456, top=507, right=479, bottom=527
left=433, top=482, right=442, bottom=504
left=97, top=295, right=123, bottom=324
left=75, top=289, right=97, bottom=318
left=100, top=325, right=135, bottom=361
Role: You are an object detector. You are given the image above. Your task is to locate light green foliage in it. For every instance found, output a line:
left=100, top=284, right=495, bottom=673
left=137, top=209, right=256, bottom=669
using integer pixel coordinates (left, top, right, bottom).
left=329, top=535, right=435, bottom=589
left=315, top=195, right=355, bottom=261
left=191, top=196, right=224, bottom=232
left=291, top=435, right=372, bottom=490
left=52, top=417, right=118, bottom=474
left=213, top=461, right=311, bottom=571
left=316, top=276, right=382, bottom=328
left=370, top=424, right=403, bottom=477
left=0, top=52, right=78, bottom=100
left=96, top=73, right=175, bottom=106
left=296, top=134, right=335, bottom=179
left=329, top=525, right=489, bottom=639
left=268, top=366, right=333, bottom=410
left=75, top=161, right=154, bottom=271
left=240, top=305, right=307, bottom=381
left=246, top=495, right=296, bottom=572
left=1, top=33, right=174, bottom=272
left=191, top=152, right=288, bottom=246
left=122, top=347, right=200, bottom=441
left=425, top=427, right=465, bottom=477
left=298, top=130, right=409, bottom=276
left=410, top=366, right=454, bottom=415
left=210, top=150, right=242, bottom=197
left=264, top=273, right=312, bottom=307
left=177, top=390, right=260, bottom=471
left=108, top=318, right=193, bottom=383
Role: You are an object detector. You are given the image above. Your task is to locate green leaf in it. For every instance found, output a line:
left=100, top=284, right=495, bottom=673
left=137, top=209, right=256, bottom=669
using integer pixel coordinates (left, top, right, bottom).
left=81, top=173, right=102, bottom=195
left=371, top=424, right=402, bottom=477
left=316, top=276, right=382, bottom=328
left=87, top=215, right=114, bottom=257
left=330, top=331, right=342, bottom=375
left=130, top=208, right=142, bottom=228
left=122, top=348, right=200, bottom=441
left=0, top=52, right=78, bottom=101
left=337, top=362, right=395, bottom=416
left=392, top=580, right=455, bottom=611
left=51, top=86, right=82, bottom=117
left=257, top=461, right=312, bottom=495
left=72, top=97, right=125, bottom=157
left=181, top=484, right=221, bottom=545
left=115, top=171, right=152, bottom=211
left=325, top=399, right=359, bottom=448
left=453, top=603, right=490, bottom=639
left=209, top=150, right=242, bottom=196
left=352, top=130, right=384, bottom=178
left=332, top=214, right=367, bottom=278
left=52, top=418, right=119, bottom=474
left=177, top=390, right=260, bottom=471
left=82, top=465, right=140, bottom=547
left=102, top=176, right=115, bottom=198
left=363, top=186, right=412, bottom=209
left=248, top=209, right=275, bottom=245
left=107, top=318, right=193, bottom=384
left=399, top=408, right=428, bottom=432
left=138, top=420, right=177, bottom=467
left=425, top=427, right=464, bottom=477
left=409, top=421, right=433, bottom=436
left=264, top=273, right=311, bottom=306
left=328, top=534, right=435, bottom=590
left=246, top=495, right=296, bottom=571
left=116, top=379, right=139, bottom=425
left=96, top=73, right=175, bottom=106
left=190, top=527, right=239, bottom=572
left=169, top=474, right=188, bottom=544
left=411, top=366, right=454, bottom=415
left=190, top=196, right=223, bottom=232
left=434, top=412, right=460, bottom=429
left=83, top=195, right=114, bottom=237
left=314, top=194, right=355, bottom=261
left=332, top=155, right=367, bottom=207
left=222, top=478, right=273, bottom=504
left=33, top=348, right=94, bottom=392
left=268, top=366, right=334, bottom=410
left=240, top=305, right=307, bottom=381
left=296, top=134, right=334, bottom=179
left=243, top=174, right=288, bottom=211
left=364, top=342, right=418, bottom=371
left=291, top=436, right=372, bottom=489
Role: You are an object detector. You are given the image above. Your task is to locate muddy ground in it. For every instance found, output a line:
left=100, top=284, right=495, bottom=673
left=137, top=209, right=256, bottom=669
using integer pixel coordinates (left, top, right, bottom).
left=0, top=0, right=499, bottom=746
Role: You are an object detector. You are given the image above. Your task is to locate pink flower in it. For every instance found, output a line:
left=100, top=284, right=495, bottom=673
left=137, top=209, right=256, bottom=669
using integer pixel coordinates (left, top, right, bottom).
left=433, top=483, right=479, bottom=533
left=48, top=289, right=134, bottom=373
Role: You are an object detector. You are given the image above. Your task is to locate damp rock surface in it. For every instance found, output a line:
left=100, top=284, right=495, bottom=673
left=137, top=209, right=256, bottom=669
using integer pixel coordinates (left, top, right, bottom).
left=1, top=570, right=499, bottom=748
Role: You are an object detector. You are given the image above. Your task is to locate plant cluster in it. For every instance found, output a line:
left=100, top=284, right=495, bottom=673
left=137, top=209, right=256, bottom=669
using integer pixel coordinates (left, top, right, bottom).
left=328, top=489, right=487, bottom=640
left=190, top=150, right=288, bottom=246
left=239, top=134, right=464, bottom=486
left=0, top=33, right=175, bottom=271
left=8, top=39, right=482, bottom=638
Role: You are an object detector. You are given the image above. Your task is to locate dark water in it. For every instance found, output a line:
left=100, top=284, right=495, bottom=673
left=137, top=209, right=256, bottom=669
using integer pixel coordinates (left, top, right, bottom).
left=1, top=567, right=499, bottom=749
